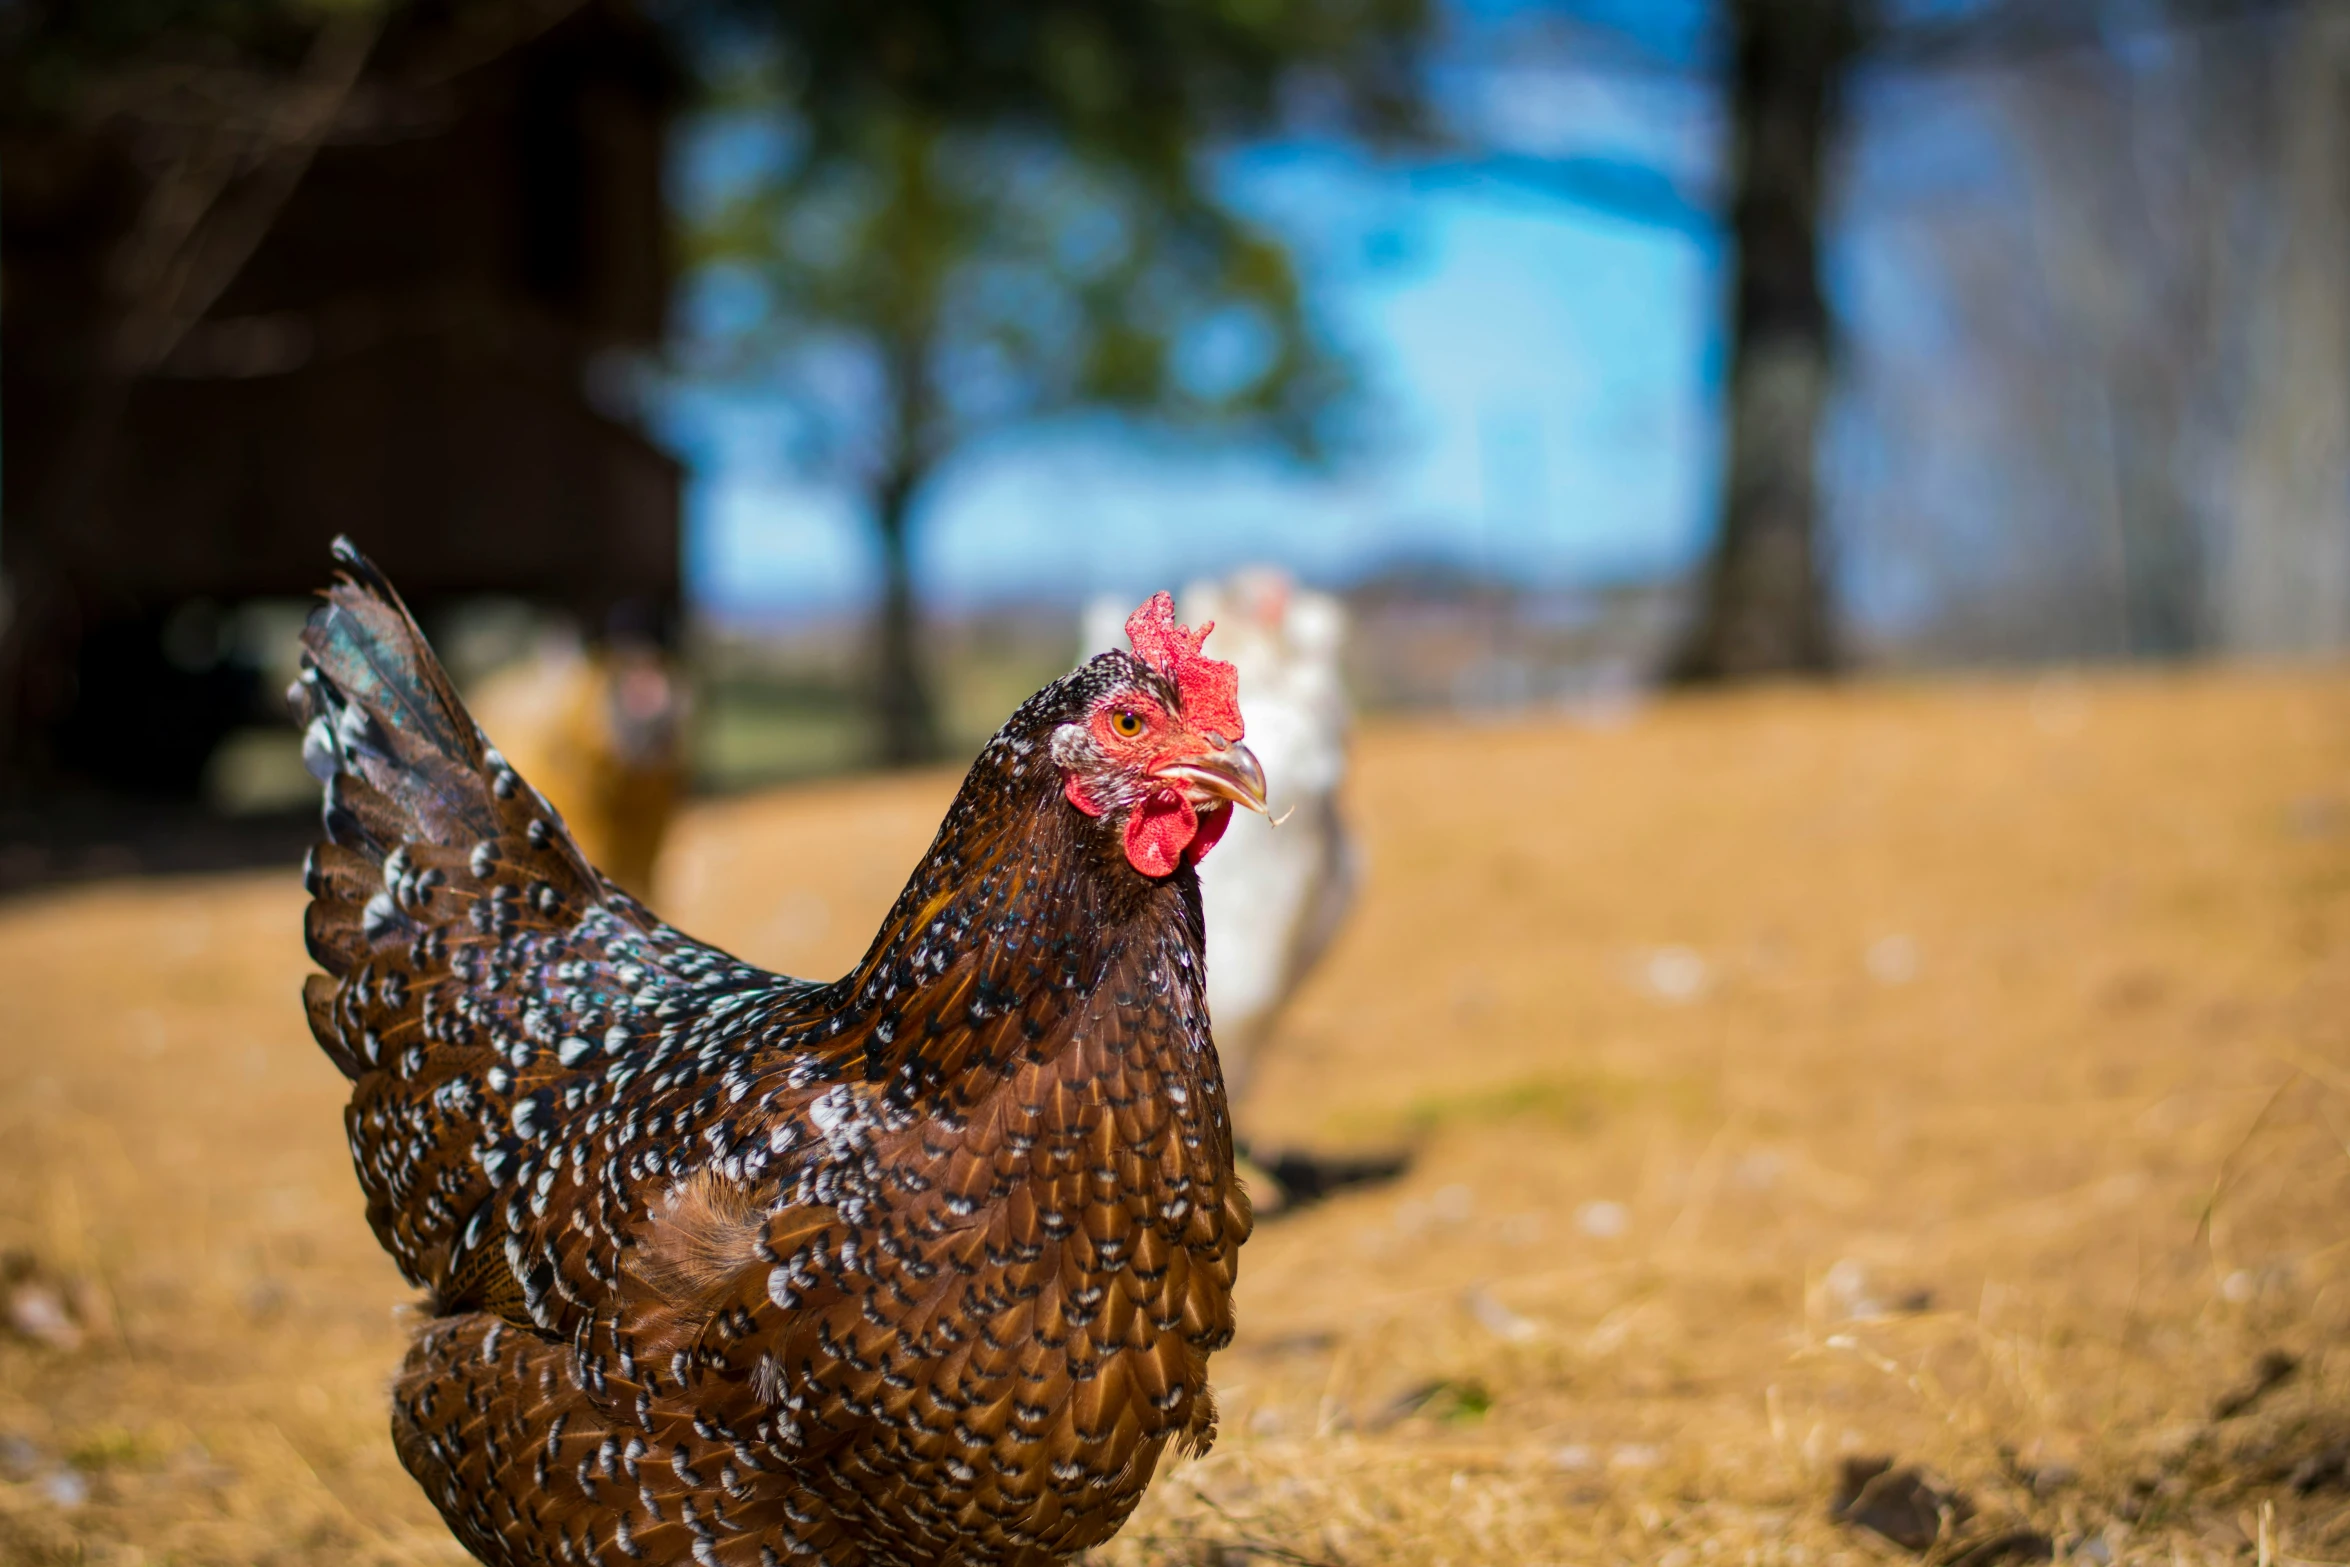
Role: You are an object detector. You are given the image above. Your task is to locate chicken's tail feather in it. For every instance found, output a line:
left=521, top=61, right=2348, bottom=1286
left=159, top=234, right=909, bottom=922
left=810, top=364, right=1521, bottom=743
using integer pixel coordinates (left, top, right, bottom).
left=297, top=539, right=540, bottom=861
left=291, top=536, right=607, bottom=1051
left=290, top=538, right=620, bottom=1294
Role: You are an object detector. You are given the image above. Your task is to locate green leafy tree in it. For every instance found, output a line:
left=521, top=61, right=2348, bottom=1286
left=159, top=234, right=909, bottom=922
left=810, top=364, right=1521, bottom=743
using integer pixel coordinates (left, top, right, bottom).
left=684, top=2, right=1429, bottom=763
left=692, top=108, right=1348, bottom=762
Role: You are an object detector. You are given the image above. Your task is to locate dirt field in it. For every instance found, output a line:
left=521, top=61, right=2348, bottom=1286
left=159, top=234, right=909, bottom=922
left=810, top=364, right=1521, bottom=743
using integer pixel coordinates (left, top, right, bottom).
left=5, top=667, right=2350, bottom=1566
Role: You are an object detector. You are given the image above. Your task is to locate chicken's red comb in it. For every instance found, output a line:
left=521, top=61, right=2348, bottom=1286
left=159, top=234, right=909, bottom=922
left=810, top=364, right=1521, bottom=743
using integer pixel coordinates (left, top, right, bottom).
left=1124, top=592, right=1244, bottom=741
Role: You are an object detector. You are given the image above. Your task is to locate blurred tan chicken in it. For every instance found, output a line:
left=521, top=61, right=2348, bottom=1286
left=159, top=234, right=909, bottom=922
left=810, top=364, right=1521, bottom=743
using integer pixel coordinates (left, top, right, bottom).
left=464, top=632, right=687, bottom=898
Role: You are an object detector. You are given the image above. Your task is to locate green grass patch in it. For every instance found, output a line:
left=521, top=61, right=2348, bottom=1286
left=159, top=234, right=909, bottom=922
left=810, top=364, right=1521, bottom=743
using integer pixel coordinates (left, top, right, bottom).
left=1350, top=1068, right=1708, bottom=1141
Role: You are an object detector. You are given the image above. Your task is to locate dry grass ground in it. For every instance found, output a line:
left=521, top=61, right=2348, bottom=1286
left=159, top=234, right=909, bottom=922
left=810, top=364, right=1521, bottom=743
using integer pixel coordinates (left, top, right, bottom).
left=4, top=668, right=2349, bottom=1566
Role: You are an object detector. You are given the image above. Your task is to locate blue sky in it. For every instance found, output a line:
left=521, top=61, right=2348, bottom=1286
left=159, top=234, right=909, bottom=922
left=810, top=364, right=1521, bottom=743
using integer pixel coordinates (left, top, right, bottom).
left=659, top=9, right=1731, bottom=621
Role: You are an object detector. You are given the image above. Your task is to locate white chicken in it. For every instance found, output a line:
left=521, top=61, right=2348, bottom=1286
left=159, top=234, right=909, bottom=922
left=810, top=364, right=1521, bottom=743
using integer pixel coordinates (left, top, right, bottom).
left=1082, top=568, right=1359, bottom=1110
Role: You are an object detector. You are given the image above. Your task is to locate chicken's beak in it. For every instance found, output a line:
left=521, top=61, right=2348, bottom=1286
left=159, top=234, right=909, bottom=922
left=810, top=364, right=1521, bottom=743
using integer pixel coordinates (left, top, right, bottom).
left=1155, top=739, right=1270, bottom=817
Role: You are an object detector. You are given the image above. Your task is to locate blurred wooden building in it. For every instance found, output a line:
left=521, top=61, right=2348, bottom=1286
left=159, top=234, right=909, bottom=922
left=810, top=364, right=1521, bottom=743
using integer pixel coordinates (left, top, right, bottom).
left=1, top=0, right=682, bottom=797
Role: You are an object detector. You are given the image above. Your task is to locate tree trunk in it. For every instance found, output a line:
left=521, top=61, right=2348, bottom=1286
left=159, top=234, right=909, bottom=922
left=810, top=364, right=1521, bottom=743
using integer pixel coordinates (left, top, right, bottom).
left=2222, top=5, right=2350, bottom=655
left=1668, top=0, right=1856, bottom=683
left=864, top=113, right=945, bottom=768
left=872, top=463, right=938, bottom=766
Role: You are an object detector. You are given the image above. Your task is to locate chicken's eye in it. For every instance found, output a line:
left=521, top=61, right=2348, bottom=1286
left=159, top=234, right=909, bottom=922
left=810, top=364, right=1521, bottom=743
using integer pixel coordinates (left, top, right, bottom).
left=1110, top=708, right=1147, bottom=739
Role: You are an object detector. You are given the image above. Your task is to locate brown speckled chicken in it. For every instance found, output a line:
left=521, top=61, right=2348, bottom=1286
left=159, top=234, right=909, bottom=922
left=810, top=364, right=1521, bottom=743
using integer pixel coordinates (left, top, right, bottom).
left=292, top=540, right=1265, bottom=1567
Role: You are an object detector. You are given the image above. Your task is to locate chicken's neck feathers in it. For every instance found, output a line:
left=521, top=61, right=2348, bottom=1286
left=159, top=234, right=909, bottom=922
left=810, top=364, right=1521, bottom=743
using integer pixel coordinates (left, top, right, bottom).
left=789, top=731, right=1203, bottom=1101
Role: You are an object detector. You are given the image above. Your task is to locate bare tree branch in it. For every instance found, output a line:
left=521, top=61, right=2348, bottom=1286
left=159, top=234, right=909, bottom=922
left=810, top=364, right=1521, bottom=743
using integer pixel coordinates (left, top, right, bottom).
left=108, top=6, right=385, bottom=376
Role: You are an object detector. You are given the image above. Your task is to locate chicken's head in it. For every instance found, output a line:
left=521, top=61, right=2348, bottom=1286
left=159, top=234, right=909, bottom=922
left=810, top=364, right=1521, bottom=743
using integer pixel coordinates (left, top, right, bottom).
left=1053, top=592, right=1267, bottom=879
